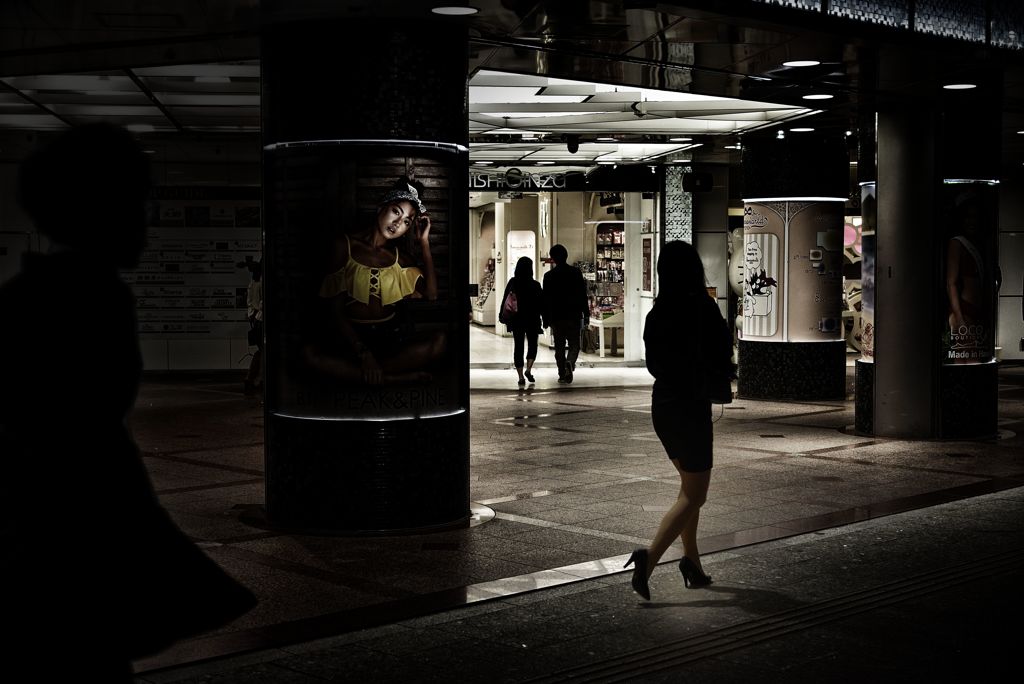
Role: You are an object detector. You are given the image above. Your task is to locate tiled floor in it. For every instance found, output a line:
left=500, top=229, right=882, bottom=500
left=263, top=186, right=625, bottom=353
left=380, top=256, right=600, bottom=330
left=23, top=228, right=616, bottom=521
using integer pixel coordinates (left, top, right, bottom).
left=129, top=354, right=1024, bottom=675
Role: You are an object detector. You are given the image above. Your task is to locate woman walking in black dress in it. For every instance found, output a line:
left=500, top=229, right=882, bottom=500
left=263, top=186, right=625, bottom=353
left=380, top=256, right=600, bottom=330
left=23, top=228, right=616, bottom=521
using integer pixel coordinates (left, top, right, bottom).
left=499, top=256, right=544, bottom=387
left=625, top=240, right=734, bottom=599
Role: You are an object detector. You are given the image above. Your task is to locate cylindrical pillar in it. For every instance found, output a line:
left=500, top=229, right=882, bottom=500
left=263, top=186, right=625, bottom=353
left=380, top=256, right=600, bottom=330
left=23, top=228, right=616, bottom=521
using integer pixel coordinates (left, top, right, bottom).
left=737, top=134, right=848, bottom=400
left=260, top=7, right=470, bottom=533
left=872, top=106, right=941, bottom=437
left=862, top=65, right=1000, bottom=440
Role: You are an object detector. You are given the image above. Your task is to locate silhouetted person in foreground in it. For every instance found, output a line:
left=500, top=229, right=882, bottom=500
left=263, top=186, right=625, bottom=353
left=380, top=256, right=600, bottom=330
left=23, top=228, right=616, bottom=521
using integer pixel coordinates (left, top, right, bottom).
left=0, top=124, right=255, bottom=680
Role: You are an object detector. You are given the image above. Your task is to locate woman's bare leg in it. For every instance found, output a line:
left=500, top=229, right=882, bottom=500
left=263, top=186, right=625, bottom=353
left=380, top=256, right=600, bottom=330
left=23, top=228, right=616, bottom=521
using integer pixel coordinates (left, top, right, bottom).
left=646, top=460, right=711, bottom=578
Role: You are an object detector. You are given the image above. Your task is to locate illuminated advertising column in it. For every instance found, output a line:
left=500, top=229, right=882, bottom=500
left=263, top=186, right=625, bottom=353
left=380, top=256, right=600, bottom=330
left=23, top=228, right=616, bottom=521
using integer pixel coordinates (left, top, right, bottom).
left=937, top=179, right=999, bottom=438
left=742, top=201, right=844, bottom=343
left=737, top=134, right=848, bottom=400
left=261, top=9, right=469, bottom=532
left=854, top=181, right=876, bottom=434
left=940, top=181, right=997, bottom=365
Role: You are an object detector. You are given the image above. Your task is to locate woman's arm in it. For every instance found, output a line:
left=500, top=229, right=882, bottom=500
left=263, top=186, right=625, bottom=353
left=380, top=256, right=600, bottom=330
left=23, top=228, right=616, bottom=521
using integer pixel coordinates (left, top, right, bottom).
left=416, top=214, right=438, bottom=301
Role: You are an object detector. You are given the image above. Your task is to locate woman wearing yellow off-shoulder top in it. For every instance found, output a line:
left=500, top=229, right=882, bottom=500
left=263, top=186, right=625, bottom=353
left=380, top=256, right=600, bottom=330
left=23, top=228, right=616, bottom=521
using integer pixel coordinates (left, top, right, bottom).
left=303, top=176, right=446, bottom=385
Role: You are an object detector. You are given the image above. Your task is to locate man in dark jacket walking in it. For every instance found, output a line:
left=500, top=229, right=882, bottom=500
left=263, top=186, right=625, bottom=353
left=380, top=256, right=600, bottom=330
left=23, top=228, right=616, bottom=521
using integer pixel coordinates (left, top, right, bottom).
left=543, top=244, right=590, bottom=383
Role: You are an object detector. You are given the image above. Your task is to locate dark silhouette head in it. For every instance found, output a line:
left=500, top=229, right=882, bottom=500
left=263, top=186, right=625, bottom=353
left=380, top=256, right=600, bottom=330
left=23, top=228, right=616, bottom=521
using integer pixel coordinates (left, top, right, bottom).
left=550, top=244, right=568, bottom=265
left=18, top=123, right=151, bottom=268
left=657, top=240, right=707, bottom=297
left=514, top=256, right=534, bottom=280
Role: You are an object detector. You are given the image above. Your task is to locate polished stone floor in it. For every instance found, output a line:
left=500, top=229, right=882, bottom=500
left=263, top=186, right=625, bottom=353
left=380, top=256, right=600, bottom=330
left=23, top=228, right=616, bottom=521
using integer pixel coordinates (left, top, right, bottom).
left=127, top=354, right=1024, bottom=680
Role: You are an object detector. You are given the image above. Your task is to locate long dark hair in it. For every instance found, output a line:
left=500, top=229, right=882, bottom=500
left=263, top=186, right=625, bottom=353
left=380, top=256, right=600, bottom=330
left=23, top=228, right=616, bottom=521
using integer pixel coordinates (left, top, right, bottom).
left=656, top=240, right=707, bottom=299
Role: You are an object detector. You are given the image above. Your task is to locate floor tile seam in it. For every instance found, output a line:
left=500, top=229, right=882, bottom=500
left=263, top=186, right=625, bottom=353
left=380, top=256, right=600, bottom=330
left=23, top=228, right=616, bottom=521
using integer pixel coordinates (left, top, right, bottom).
left=795, top=449, right=1024, bottom=480
left=495, top=408, right=597, bottom=419
left=155, top=478, right=265, bottom=496
left=492, top=511, right=650, bottom=546
left=213, top=545, right=420, bottom=600
left=490, top=421, right=589, bottom=434
left=143, top=447, right=265, bottom=473
left=476, top=475, right=663, bottom=505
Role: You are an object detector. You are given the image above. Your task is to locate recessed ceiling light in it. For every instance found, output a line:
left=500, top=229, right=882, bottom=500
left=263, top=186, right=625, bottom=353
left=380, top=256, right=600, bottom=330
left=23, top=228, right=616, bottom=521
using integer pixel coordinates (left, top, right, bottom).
left=597, top=137, right=617, bottom=142
left=431, top=6, right=478, bottom=15
left=474, top=161, right=493, bottom=165
left=802, top=94, right=833, bottom=100
left=724, top=144, right=741, bottom=150
left=669, top=137, right=692, bottom=142
left=943, top=83, right=976, bottom=90
left=790, top=127, right=815, bottom=132
left=783, top=60, right=821, bottom=67
left=597, top=160, right=616, bottom=165
left=536, top=161, right=556, bottom=165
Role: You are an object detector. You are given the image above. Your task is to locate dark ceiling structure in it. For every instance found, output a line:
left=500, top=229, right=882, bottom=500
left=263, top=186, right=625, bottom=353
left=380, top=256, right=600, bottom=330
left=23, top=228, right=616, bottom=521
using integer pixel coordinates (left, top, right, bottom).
left=0, top=1, right=1020, bottom=172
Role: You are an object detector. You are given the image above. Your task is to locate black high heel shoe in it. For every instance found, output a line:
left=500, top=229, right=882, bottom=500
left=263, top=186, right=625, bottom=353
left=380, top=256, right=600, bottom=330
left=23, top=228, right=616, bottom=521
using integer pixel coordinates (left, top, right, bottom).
left=624, top=549, right=651, bottom=600
left=679, top=557, right=712, bottom=588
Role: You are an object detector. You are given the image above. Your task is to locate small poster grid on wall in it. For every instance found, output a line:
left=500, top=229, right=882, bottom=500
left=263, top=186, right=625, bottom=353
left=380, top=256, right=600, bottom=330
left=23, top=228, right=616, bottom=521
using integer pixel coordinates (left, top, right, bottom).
left=123, top=187, right=261, bottom=340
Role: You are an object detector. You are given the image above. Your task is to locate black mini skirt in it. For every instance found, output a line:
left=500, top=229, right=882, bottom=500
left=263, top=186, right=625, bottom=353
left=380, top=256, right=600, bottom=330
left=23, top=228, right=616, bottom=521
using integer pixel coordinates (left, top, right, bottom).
left=651, top=396, right=713, bottom=473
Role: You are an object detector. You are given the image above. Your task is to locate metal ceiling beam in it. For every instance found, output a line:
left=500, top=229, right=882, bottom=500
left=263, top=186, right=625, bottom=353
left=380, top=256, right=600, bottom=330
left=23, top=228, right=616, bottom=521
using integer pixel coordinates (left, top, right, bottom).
left=124, top=68, right=184, bottom=133
left=0, top=79, right=74, bottom=127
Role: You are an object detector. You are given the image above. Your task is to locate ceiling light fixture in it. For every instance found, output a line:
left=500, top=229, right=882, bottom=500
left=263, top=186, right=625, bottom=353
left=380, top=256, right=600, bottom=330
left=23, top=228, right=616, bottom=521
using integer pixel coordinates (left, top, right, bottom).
left=669, top=137, right=692, bottom=142
left=783, top=60, right=821, bottom=67
left=474, top=161, right=493, bottom=165
left=790, top=127, right=815, bottom=132
left=597, top=160, right=616, bottom=165
left=431, top=6, right=478, bottom=15
left=802, top=94, right=833, bottom=100
left=943, top=83, right=976, bottom=90
left=597, top=137, right=617, bottom=142
left=536, top=161, right=556, bottom=165
left=724, top=144, right=741, bottom=150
